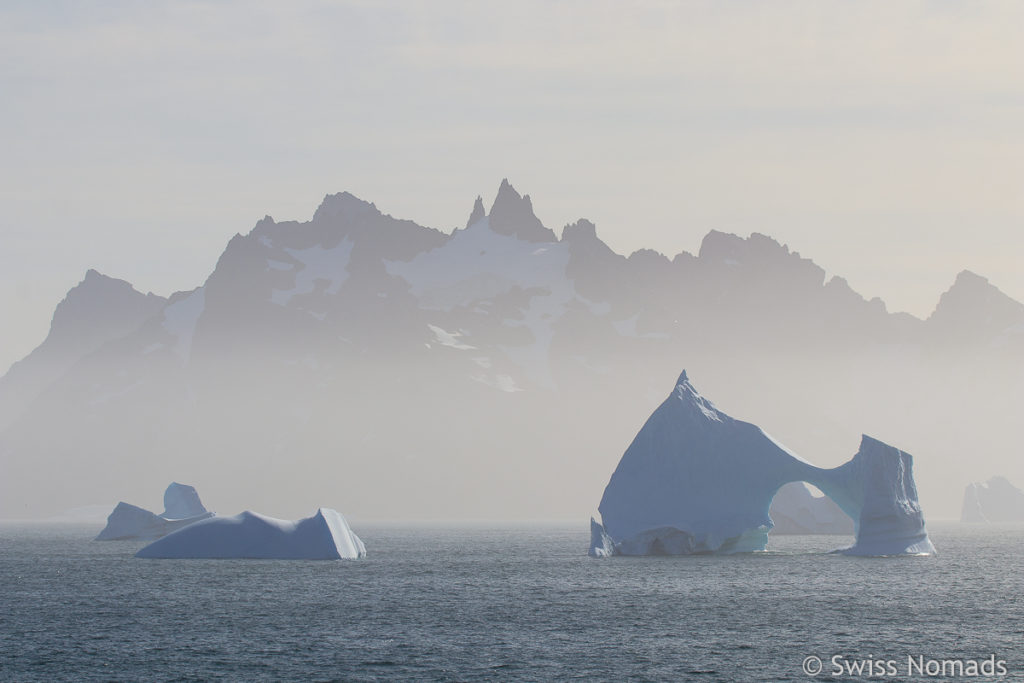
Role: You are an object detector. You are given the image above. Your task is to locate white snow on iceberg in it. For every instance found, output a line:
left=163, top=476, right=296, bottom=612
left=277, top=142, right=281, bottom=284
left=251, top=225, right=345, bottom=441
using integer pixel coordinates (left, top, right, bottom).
left=96, top=482, right=213, bottom=541
left=135, top=508, right=366, bottom=560
left=590, top=371, right=935, bottom=557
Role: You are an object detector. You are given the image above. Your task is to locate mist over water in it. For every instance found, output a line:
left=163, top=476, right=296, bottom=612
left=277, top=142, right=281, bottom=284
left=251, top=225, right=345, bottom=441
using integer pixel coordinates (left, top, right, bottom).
left=1, top=184, right=1022, bottom=524
left=1, top=522, right=1019, bottom=681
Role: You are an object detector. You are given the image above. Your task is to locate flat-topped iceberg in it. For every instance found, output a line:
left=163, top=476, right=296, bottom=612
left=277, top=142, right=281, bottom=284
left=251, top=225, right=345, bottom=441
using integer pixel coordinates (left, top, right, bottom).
left=590, top=371, right=934, bottom=557
left=962, top=476, right=1024, bottom=522
left=96, top=482, right=214, bottom=541
left=135, top=508, right=366, bottom=559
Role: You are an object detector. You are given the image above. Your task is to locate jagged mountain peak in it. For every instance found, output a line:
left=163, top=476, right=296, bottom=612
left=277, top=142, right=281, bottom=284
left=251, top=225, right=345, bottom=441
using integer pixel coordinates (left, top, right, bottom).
left=696, top=230, right=827, bottom=292
left=561, top=218, right=598, bottom=242
left=698, top=230, right=796, bottom=264
left=466, top=195, right=486, bottom=229
left=936, top=270, right=1022, bottom=312
left=78, top=268, right=129, bottom=289
left=952, top=269, right=990, bottom=288
left=697, top=230, right=743, bottom=261
left=51, top=271, right=163, bottom=338
left=928, top=269, right=1024, bottom=336
left=0, top=267, right=168, bottom=431
left=488, top=179, right=558, bottom=243
left=312, top=191, right=379, bottom=224
left=627, top=248, right=671, bottom=267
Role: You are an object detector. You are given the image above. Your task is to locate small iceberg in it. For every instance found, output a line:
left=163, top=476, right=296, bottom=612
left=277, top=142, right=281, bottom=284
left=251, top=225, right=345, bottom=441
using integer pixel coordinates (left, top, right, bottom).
left=96, top=482, right=214, bottom=541
left=135, top=508, right=366, bottom=559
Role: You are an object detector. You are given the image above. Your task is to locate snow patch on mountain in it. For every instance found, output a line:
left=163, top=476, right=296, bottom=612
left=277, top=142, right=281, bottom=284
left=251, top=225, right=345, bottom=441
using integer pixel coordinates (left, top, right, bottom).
left=498, top=274, right=575, bottom=388
left=385, top=218, right=570, bottom=310
left=271, top=238, right=355, bottom=306
left=386, top=217, right=576, bottom=386
left=428, top=324, right=476, bottom=350
left=472, top=372, right=521, bottom=393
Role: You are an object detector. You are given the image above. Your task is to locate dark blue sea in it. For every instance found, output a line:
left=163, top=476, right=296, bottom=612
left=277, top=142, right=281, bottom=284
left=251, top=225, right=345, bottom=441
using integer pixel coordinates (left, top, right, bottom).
left=0, top=523, right=1020, bottom=682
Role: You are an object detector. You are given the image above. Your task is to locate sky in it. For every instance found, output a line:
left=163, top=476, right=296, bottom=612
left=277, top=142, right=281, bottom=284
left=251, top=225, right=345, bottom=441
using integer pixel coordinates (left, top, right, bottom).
left=2, top=0, right=1022, bottom=372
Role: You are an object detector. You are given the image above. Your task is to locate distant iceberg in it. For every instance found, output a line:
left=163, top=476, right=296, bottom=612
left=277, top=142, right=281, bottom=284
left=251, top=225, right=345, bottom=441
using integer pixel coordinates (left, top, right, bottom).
left=135, top=508, right=366, bottom=560
left=96, top=482, right=213, bottom=541
left=962, top=476, right=1024, bottom=523
left=590, top=371, right=934, bottom=557
left=769, top=482, right=854, bottom=535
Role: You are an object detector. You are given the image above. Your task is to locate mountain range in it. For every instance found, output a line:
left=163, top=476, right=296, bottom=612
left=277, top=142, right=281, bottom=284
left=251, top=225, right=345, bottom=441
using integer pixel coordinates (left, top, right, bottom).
left=2, top=180, right=1022, bottom=520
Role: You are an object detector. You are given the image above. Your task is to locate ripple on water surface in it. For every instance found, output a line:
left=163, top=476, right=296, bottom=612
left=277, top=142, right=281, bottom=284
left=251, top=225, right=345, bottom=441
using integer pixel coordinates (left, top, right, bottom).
left=0, top=522, right=1020, bottom=681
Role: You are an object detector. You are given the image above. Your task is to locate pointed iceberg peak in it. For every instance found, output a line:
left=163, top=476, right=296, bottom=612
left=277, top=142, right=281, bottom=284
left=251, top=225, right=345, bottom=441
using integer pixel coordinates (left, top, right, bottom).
left=668, top=370, right=729, bottom=425
left=488, top=179, right=557, bottom=243
left=465, top=195, right=486, bottom=229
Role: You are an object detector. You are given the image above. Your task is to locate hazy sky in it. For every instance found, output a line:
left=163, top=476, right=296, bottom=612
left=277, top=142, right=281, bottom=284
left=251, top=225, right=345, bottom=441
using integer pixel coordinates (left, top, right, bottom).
left=2, top=0, right=1022, bottom=371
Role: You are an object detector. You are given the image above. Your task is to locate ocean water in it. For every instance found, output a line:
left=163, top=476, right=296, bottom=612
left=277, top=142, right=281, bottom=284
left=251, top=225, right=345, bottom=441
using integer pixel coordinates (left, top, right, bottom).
left=0, top=522, right=1020, bottom=682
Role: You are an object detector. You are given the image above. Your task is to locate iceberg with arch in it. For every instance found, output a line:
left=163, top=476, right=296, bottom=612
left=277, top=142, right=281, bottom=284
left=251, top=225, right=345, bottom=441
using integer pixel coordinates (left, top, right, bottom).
left=589, top=371, right=934, bottom=557
left=135, top=507, right=366, bottom=559
left=95, top=482, right=214, bottom=541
